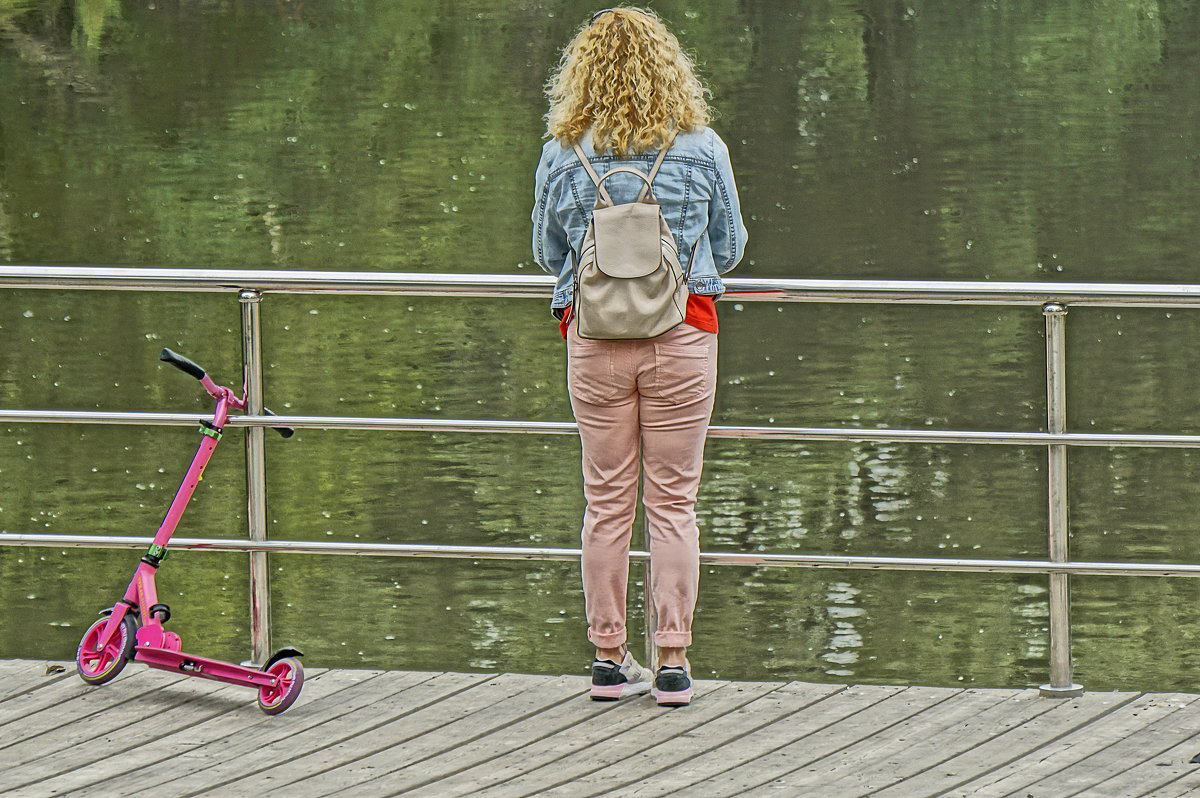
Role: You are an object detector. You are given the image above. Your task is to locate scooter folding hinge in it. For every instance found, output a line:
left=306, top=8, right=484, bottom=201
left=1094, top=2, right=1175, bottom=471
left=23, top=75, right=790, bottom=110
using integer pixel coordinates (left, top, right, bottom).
left=141, top=543, right=169, bottom=567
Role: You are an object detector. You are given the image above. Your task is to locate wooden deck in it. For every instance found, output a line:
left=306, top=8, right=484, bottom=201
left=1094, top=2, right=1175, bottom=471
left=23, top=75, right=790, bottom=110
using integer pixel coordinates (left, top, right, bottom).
left=3, top=659, right=1200, bottom=797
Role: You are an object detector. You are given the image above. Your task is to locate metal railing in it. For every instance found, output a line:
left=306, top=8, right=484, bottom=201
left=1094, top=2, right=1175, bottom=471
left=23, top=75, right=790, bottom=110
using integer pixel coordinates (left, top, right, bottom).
left=8, top=265, right=1200, bottom=695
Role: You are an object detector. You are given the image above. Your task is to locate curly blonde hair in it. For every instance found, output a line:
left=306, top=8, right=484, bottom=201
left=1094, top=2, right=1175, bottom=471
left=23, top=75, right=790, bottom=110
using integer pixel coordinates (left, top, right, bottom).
left=545, top=7, right=711, bottom=156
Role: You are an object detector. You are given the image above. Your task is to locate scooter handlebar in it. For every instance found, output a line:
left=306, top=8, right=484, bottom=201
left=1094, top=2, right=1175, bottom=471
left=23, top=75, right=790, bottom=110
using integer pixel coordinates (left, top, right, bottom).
left=264, top=408, right=295, bottom=439
left=159, top=348, right=206, bottom=380
left=160, top=348, right=293, bottom=439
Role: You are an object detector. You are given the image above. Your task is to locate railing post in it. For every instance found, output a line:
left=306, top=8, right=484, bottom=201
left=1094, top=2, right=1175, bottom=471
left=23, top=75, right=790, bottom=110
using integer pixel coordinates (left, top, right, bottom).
left=1040, top=302, right=1083, bottom=698
left=239, top=288, right=271, bottom=666
left=643, top=560, right=658, bottom=670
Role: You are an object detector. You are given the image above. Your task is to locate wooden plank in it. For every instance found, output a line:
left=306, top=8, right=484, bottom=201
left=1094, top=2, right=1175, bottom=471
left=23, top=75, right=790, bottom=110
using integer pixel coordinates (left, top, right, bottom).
left=369, top=679, right=624, bottom=795
left=243, top=673, right=581, bottom=797
left=0, top=659, right=43, bottom=675
left=393, top=679, right=732, bottom=797
left=0, top=670, right=243, bottom=792
left=0, top=659, right=70, bottom=703
left=877, top=689, right=1142, bottom=797
left=560, top=681, right=847, bottom=798
left=32, top=667, right=385, bottom=796
left=123, top=670, right=489, bottom=798
left=939, top=691, right=1184, bottom=797
left=683, top=685, right=960, bottom=795
left=0, top=666, right=190, bottom=751
left=1005, top=693, right=1200, bottom=798
left=864, top=686, right=1089, bottom=792
left=0, top=664, right=146, bottom=730
left=1141, top=770, right=1200, bottom=798
left=469, top=681, right=789, bottom=798
left=265, top=673, right=594, bottom=798
left=613, top=683, right=901, bottom=798
left=1, top=667, right=275, bottom=788
left=740, top=688, right=1028, bottom=796
left=316, top=674, right=604, bottom=796
left=1097, top=732, right=1200, bottom=798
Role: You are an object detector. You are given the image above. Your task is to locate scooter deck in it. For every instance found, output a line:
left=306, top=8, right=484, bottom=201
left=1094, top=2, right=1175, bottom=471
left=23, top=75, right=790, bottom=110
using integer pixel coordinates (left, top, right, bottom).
left=134, top=647, right=276, bottom=689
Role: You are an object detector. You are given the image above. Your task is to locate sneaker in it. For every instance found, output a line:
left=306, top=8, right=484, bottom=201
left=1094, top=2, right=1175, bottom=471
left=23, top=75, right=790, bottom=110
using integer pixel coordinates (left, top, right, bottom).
left=653, top=663, right=692, bottom=707
left=589, top=650, right=653, bottom=701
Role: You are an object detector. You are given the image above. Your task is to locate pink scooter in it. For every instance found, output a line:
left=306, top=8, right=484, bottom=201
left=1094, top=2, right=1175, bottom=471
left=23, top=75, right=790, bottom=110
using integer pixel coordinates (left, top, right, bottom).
left=75, top=348, right=304, bottom=714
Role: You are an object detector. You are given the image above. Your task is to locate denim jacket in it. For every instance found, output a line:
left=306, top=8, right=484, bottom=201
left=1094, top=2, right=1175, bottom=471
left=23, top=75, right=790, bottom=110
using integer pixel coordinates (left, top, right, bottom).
left=531, top=126, right=748, bottom=311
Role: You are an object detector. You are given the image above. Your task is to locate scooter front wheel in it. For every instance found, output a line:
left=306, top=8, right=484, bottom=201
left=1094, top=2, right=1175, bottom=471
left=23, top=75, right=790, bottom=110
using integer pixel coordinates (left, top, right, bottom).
left=76, top=614, right=137, bottom=685
left=257, top=657, right=304, bottom=715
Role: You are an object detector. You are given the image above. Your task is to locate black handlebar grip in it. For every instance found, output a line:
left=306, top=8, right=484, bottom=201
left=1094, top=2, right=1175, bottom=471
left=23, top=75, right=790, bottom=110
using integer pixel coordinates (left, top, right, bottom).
left=159, top=348, right=206, bottom=380
left=264, top=408, right=295, bottom=439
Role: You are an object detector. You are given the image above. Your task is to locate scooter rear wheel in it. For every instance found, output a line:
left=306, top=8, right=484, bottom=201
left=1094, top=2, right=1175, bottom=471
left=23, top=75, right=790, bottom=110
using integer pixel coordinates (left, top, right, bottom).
left=76, top=614, right=137, bottom=685
left=257, top=657, right=304, bottom=715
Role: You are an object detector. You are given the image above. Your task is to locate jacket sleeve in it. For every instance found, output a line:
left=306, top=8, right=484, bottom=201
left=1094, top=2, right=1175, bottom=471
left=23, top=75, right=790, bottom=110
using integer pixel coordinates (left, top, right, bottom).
left=532, top=144, right=570, bottom=277
left=707, top=132, right=748, bottom=275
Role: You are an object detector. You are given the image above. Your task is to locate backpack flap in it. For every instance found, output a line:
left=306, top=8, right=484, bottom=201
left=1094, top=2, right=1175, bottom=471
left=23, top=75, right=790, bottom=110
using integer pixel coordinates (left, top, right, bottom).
left=591, top=201, right=662, bottom=278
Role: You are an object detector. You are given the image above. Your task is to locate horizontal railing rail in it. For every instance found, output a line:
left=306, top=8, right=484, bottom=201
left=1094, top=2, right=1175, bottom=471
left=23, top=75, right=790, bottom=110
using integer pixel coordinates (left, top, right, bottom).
left=6, top=264, right=1200, bottom=695
left=6, top=409, right=1200, bottom=448
left=7, top=263, right=1200, bottom=305
left=5, top=533, right=1200, bottom=578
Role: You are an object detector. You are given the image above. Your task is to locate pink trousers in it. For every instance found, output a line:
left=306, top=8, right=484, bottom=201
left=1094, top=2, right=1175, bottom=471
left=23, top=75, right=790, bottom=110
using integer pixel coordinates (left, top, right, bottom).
left=567, top=322, right=718, bottom=650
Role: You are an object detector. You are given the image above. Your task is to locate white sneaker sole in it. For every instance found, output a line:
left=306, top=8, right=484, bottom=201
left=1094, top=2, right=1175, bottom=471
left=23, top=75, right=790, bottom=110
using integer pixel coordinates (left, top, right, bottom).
left=590, top=680, right=652, bottom=700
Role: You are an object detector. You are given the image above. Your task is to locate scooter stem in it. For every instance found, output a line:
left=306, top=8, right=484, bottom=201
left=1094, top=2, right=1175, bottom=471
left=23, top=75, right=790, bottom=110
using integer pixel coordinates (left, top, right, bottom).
left=151, top=392, right=232, bottom=550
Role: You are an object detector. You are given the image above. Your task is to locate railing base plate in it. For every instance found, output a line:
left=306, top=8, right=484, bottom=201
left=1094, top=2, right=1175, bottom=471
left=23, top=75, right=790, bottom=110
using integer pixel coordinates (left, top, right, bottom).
left=1039, top=682, right=1084, bottom=698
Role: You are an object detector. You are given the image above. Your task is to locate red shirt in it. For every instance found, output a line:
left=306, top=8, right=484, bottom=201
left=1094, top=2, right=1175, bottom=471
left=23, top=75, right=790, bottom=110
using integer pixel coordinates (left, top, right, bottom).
left=558, top=295, right=718, bottom=339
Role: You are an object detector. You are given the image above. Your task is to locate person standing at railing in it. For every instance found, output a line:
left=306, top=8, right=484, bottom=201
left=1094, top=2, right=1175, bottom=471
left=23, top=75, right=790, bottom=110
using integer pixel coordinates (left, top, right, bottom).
left=531, top=6, right=747, bottom=707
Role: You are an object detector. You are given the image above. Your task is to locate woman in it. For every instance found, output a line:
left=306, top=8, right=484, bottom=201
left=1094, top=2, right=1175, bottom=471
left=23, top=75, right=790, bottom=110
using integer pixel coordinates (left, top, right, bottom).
left=532, top=6, right=747, bottom=706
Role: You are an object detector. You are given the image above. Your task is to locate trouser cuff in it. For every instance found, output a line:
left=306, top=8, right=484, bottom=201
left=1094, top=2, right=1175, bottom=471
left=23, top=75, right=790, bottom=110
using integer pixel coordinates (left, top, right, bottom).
left=653, top=631, right=692, bottom=647
left=588, top=628, right=627, bottom=648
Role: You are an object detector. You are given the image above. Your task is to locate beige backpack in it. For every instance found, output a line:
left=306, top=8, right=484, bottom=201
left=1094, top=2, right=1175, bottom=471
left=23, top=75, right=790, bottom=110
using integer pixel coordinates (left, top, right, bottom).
left=570, top=136, right=687, bottom=340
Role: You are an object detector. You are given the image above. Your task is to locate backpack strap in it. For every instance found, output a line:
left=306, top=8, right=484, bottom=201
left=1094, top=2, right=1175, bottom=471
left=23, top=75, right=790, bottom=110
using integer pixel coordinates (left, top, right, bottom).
left=638, top=130, right=677, bottom=202
left=571, top=142, right=614, bottom=205
left=571, top=130, right=678, bottom=204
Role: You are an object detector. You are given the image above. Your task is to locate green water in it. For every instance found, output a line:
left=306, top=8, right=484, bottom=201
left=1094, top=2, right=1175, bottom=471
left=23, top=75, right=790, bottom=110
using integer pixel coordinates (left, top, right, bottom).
left=3, top=0, right=1200, bottom=691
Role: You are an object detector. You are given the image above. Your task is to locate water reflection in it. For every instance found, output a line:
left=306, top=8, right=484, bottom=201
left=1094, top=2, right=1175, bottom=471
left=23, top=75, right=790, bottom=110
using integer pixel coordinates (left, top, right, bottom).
left=823, top=581, right=864, bottom=677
